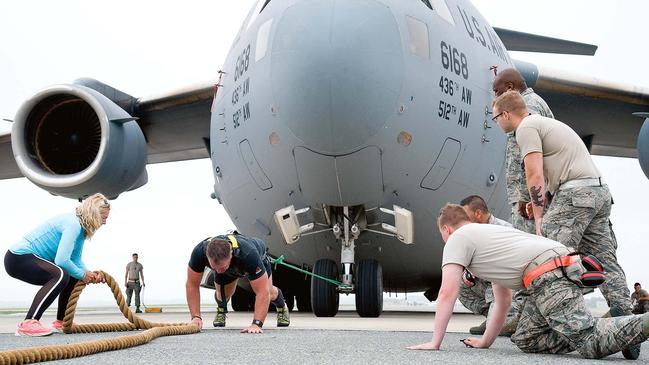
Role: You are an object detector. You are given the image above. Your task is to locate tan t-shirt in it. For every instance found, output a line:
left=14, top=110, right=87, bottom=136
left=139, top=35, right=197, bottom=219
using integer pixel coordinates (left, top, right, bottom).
left=488, top=214, right=512, bottom=227
left=126, top=262, right=143, bottom=281
left=441, top=223, right=565, bottom=290
left=515, top=114, right=601, bottom=193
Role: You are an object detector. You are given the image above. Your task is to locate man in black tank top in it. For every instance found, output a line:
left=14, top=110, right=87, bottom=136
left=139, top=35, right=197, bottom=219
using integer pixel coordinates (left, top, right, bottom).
left=185, top=233, right=290, bottom=333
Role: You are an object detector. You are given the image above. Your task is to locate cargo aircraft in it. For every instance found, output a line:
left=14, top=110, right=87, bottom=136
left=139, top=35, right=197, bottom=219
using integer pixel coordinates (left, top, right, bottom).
left=2, top=0, right=648, bottom=317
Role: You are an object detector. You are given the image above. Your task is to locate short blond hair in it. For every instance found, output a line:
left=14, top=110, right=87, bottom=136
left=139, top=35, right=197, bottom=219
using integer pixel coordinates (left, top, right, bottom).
left=76, top=193, right=110, bottom=238
left=492, top=90, right=527, bottom=116
left=437, top=203, right=470, bottom=230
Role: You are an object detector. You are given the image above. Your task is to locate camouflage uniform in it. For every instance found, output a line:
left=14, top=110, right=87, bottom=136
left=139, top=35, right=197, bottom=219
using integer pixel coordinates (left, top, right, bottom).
left=459, top=275, right=529, bottom=327
left=512, top=268, right=646, bottom=358
left=458, top=276, right=492, bottom=317
left=521, top=88, right=553, bottom=120
left=542, top=185, right=632, bottom=314
left=506, top=133, right=536, bottom=234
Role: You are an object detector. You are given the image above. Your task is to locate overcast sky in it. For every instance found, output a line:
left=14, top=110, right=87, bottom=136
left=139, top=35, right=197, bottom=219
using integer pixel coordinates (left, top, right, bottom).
left=0, top=1, right=648, bottom=307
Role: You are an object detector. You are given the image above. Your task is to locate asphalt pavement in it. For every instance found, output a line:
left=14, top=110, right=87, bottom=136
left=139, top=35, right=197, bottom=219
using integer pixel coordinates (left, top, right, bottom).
left=0, top=328, right=644, bottom=364
left=0, top=311, right=645, bottom=364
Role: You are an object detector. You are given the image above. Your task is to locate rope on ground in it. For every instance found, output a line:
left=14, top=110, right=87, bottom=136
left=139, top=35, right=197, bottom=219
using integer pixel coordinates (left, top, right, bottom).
left=0, top=271, right=199, bottom=365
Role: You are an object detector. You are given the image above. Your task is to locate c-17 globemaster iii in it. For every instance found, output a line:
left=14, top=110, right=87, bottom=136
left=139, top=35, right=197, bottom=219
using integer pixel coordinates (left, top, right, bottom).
left=1, top=0, right=648, bottom=318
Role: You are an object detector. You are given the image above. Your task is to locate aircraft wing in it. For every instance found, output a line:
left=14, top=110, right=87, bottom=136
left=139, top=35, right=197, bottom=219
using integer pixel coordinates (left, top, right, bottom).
left=515, top=60, right=649, bottom=158
left=494, top=27, right=597, bottom=56
left=0, top=130, right=20, bottom=179
left=0, top=80, right=216, bottom=180
left=135, top=82, right=214, bottom=164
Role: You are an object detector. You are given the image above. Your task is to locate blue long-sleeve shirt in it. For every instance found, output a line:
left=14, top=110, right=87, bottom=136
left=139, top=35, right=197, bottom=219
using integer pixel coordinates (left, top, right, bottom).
left=10, top=213, right=88, bottom=279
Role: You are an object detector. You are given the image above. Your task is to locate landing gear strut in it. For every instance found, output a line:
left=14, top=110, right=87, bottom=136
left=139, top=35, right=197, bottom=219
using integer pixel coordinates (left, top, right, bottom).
left=274, top=204, right=413, bottom=318
left=311, top=206, right=384, bottom=317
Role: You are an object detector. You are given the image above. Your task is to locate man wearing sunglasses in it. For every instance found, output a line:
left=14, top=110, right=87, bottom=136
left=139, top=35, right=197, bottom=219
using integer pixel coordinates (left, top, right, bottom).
left=492, top=68, right=553, bottom=234
left=492, top=90, right=637, bottom=359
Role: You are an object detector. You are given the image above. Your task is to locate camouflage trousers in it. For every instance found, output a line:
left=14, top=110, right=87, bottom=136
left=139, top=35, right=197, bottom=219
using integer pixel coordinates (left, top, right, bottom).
left=459, top=276, right=527, bottom=323
left=459, top=277, right=492, bottom=317
left=542, top=185, right=632, bottom=314
left=512, top=270, right=647, bottom=358
left=510, top=202, right=536, bottom=234
left=633, top=301, right=649, bottom=315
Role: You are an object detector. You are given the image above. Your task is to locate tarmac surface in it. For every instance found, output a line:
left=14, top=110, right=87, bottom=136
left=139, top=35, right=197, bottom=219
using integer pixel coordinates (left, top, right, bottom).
left=0, top=310, right=646, bottom=364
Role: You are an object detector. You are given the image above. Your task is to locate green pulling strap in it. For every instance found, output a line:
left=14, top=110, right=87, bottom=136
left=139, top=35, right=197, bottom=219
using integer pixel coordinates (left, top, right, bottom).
left=270, top=255, right=351, bottom=288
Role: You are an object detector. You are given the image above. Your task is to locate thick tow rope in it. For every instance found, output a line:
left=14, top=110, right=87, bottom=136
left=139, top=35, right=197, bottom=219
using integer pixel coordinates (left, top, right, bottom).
left=0, top=271, right=199, bottom=365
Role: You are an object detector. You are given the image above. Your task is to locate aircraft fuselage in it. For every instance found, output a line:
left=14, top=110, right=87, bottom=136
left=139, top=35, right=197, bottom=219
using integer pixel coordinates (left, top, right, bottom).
left=210, top=0, right=512, bottom=293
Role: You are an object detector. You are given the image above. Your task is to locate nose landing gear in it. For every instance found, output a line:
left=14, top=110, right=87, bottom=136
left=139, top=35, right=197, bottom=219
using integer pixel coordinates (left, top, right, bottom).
left=273, top=204, right=413, bottom=318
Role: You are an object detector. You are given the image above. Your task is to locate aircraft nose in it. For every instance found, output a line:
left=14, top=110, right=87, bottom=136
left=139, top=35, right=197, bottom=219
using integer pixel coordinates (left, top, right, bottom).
left=271, top=0, right=404, bottom=154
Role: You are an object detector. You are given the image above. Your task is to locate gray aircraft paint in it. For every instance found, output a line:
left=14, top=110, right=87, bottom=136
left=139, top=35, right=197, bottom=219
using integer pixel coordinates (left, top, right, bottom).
left=210, top=0, right=511, bottom=291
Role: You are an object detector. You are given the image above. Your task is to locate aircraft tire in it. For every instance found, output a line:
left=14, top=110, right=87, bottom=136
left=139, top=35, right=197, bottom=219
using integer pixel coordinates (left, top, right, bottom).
left=355, top=259, right=383, bottom=317
left=311, top=259, right=339, bottom=317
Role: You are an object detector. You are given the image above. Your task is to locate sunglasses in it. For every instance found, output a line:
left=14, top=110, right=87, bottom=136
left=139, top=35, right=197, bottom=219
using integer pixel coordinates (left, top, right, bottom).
left=491, top=111, right=505, bottom=122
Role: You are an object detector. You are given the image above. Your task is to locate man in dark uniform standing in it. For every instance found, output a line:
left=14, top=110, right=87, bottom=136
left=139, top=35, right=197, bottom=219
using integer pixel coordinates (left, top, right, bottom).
left=185, top=233, right=290, bottom=333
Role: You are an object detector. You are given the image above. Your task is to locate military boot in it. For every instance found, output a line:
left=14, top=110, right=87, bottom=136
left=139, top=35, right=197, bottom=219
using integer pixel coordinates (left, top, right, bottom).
left=498, top=317, right=518, bottom=337
left=213, top=307, right=226, bottom=327
left=611, top=307, right=640, bottom=360
left=469, top=320, right=486, bottom=335
left=276, top=305, right=290, bottom=327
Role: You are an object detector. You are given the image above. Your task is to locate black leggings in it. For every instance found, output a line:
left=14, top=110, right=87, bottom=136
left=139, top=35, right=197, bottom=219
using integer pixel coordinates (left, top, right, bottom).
left=4, top=251, right=79, bottom=321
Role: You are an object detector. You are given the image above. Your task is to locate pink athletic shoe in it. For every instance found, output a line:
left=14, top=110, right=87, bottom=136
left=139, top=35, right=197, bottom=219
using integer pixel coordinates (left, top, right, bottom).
left=15, top=319, right=53, bottom=337
left=51, top=320, right=64, bottom=332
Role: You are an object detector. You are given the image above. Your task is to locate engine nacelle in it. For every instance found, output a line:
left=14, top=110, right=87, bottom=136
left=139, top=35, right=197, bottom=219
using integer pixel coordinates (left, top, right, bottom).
left=639, top=118, right=649, bottom=179
left=11, top=84, right=147, bottom=199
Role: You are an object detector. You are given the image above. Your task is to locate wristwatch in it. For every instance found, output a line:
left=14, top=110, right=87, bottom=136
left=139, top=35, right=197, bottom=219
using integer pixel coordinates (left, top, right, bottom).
left=252, top=319, right=263, bottom=328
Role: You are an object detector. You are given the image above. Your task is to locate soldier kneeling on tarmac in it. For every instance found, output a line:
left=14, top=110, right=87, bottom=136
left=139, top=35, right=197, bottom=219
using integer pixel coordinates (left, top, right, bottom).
left=185, top=233, right=290, bottom=333
left=408, top=203, right=647, bottom=360
left=457, top=195, right=521, bottom=337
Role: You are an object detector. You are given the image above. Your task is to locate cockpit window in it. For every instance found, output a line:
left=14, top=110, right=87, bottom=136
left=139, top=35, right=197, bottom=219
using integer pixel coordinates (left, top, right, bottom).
left=420, top=0, right=455, bottom=26
left=406, top=16, right=429, bottom=59
left=260, top=0, right=271, bottom=13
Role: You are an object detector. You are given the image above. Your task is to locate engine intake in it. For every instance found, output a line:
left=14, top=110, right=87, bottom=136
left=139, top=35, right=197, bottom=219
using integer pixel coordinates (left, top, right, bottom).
left=11, top=84, right=148, bottom=199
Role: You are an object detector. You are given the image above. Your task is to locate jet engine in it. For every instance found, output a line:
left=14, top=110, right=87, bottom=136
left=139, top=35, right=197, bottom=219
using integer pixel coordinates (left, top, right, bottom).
left=639, top=118, right=649, bottom=179
left=11, top=84, right=147, bottom=199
